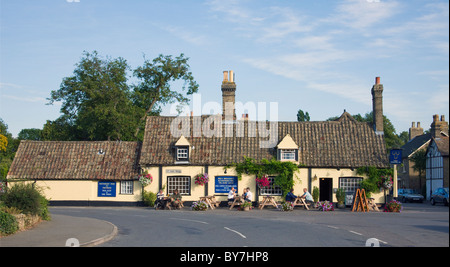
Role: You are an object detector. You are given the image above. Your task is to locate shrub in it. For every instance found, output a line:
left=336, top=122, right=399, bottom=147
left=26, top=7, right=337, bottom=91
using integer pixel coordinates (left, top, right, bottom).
left=2, top=183, right=50, bottom=220
left=142, top=191, right=157, bottom=207
left=0, top=211, right=19, bottom=235
left=312, top=186, right=319, bottom=203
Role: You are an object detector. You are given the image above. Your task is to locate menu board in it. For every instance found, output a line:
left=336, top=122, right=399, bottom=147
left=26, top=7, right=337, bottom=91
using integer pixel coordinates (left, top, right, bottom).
left=215, top=176, right=238, bottom=194
left=98, top=181, right=116, bottom=197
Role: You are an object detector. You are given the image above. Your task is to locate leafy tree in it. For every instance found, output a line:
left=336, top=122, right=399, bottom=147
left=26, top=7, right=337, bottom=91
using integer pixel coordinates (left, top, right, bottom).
left=46, top=51, right=198, bottom=141
left=0, top=130, right=7, bottom=152
left=411, top=149, right=427, bottom=192
left=0, top=118, right=19, bottom=181
left=296, top=109, right=310, bottom=122
left=132, top=53, right=199, bottom=138
left=17, top=128, right=43, bottom=141
left=47, top=51, right=137, bottom=141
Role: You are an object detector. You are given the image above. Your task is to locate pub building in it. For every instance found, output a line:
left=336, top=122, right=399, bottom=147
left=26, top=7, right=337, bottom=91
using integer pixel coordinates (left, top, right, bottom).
left=7, top=72, right=389, bottom=206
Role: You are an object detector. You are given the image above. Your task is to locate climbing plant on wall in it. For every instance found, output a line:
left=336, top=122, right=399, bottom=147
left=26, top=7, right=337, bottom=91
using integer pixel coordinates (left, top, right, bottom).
left=229, top=157, right=301, bottom=197
left=356, top=166, right=394, bottom=197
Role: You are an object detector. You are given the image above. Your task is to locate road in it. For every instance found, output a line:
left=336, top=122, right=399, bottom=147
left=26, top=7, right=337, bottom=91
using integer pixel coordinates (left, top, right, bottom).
left=50, top=202, right=449, bottom=247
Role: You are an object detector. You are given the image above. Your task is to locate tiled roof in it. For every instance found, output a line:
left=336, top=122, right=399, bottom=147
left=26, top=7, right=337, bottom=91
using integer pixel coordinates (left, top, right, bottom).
left=7, top=141, right=141, bottom=180
left=140, top=112, right=389, bottom=168
left=434, top=136, right=449, bottom=156
left=401, top=133, right=432, bottom=158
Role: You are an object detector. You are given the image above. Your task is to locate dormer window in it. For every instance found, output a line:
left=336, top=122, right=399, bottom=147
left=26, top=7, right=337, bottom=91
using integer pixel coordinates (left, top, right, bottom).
left=176, top=146, right=189, bottom=161
left=280, top=149, right=296, bottom=160
left=277, top=134, right=299, bottom=162
left=175, top=135, right=191, bottom=163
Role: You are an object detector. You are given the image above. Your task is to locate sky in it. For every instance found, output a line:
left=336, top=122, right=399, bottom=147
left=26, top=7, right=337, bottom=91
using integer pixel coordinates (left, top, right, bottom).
left=0, top=0, right=448, bottom=137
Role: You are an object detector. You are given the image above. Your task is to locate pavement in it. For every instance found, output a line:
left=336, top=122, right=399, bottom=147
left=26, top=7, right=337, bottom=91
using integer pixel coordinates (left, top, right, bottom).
left=0, top=214, right=117, bottom=247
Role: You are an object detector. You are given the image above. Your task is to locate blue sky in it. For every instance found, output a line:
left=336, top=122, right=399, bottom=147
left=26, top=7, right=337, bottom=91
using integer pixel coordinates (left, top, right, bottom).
left=0, top=0, right=448, bottom=137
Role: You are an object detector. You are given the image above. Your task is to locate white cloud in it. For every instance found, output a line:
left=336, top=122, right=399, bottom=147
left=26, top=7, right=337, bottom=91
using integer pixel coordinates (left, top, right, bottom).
left=332, top=0, right=401, bottom=30
left=161, top=25, right=210, bottom=46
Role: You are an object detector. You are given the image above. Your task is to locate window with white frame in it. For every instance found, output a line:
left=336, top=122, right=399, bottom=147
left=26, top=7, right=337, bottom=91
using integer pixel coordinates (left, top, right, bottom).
left=260, top=176, right=282, bottom=196
left=167, top=176, right=191, bottom=195
left=339, top=177, right=363, bottom=193
left=339, top=177, right=363, bottom=205
left=176, top=147, right=189, bottom=161
left=120, top=181, right=134, bottom=195
left=281, top=149, right=296, bottom=160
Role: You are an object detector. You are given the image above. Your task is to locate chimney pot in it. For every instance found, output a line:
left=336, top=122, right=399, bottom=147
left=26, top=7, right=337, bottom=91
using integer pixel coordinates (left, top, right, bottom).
left=412, top=122, right=415, bottom=128
left=229, top=70, right=234, bottom=82
left=375, top=77, right=380, bottom=85
left=417, top=122, right=421, bottom=128
left=433, top=114, right=439, bottom=122
left=441, top=115, right=445, bottom=122
left=223, top=71, right=229, bottom=82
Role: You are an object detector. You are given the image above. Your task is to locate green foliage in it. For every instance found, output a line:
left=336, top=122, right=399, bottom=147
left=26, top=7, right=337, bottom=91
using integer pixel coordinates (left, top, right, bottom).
left=17, top=128, right=43, bottom=141
left=411, top=149, right=427, bottom=178
left=312, top=186, right=319, bottom=203
left=297, top=109, right=310, bottom=122
left=0, top=118, right=20, bottom=181
left=335, top=188, right=346, bottom=204
left=231, top=157, right=300, bottom=197
left=142, top=191, right=157, bottom=207
left=357, top=166, right=394, bottom=197
left=0, top=211, right=19, bottom=235
left=2, top=183, right=50, bottom=220
left=45, top=51, right=198, bottom=141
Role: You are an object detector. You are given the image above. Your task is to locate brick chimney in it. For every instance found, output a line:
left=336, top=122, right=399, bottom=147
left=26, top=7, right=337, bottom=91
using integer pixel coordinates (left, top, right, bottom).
left=409, top=122, right=424, bottom=140
left=430, top=114, right=449, bottom=138
left=222, top=70, right=236, bottom=121
left=371, top=77, right=384, bottom=134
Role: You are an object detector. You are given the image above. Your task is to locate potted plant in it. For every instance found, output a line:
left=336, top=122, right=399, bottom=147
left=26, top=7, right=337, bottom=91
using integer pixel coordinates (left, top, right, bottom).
left=384, top=200, right=402, bottom=212
left=191, top=201, right=208, bottom=211
left=318, top=201, right=334, bottom=211
left=335, top=188, right=346, bottom=209
left=280, top=201, right=294, bottom=211
left=312, top=186, right=319, bottom=207
left=239, top=201, right=253, bottom=211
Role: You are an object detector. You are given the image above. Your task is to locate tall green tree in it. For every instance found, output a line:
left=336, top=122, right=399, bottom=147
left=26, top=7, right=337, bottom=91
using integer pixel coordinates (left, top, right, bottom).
left=132, top=53, right=199, bottom=138
left=17, top=128, right=43, bottom=141
left=296, top=109, right=310, bottom=122
left=0, top=118, right=20, bottom=181
left=48, top=51, right=137, bottom=141
left=46, top=51, right=198, bottom=141
left=411, top=149, right=427, bottom=192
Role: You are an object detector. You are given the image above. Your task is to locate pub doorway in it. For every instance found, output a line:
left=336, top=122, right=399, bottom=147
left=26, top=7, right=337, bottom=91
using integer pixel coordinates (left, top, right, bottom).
left=319, top=178, right=332, bottom=201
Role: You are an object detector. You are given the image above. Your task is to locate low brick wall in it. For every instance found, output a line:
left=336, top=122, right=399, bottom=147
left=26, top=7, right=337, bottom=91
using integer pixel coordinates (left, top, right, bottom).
left=13, top=214, right=42, bottom=232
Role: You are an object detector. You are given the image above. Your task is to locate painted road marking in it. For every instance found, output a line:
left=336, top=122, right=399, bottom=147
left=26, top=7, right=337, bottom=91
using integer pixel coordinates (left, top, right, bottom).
left=169, top=218, right=209, bottom=224
left=224, top=227, right=247, bottom=239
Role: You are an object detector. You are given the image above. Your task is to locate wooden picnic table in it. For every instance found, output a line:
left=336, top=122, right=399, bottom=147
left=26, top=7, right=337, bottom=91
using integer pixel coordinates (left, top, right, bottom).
left=293, top=197, right=310, bottom=210
left=229, top=195, right=243, bottom=210
left=199, top=195, right=220, bottom=210
left=259, top=196, right=279, bottom=209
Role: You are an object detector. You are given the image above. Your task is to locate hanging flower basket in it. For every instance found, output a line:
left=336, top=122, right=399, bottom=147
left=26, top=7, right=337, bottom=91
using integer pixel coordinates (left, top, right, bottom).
left=377, top=175, right=393, bottom=190
left=194, top=173, right=209, bottom=186
left=138, top=171, right=153, bottom=187
left=256, top=174, right=270, bottom=188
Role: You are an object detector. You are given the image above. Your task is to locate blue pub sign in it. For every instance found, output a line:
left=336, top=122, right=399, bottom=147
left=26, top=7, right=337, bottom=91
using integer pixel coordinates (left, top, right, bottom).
left=389, top=149, right=402, bottom=165
left=98, top=181, right=116, bottom=197
left=215, top=176, right=238, bottom=194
